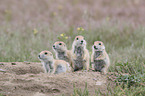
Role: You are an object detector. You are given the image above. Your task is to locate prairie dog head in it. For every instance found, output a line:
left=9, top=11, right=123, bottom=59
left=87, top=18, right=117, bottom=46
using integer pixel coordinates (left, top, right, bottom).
left=38, top=50, right=54, bottom=62
left=72, top=36, right=86, bottom=48
left=52, top=41, right=67, bottom=52
left=92, top=41, right=105, bottom=52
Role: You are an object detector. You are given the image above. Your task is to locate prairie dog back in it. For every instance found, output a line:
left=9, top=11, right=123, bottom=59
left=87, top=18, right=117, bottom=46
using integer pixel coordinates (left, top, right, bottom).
left=52, top=60, right=72, bottom=74
left=52, top=41, right=72, bottom=67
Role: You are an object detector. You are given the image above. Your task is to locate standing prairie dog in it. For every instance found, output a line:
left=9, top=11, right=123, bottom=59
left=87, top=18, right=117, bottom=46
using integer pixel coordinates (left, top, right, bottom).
left=71, top=36, right=90, bottom=71
left=52, top=41, right=72, bottom=67
left=38, top=50, right=71, bottom=74
left=91, top=41, right=110, bottom=74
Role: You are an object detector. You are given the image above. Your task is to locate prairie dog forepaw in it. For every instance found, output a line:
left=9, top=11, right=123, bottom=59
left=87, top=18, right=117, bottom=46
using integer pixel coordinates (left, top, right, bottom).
left=101, top=70, right=107, bottom=75
left=83, top=59, right=86, bottom=62
left=95, top=58, right=101, bottom=60
left=82, top=70, right=88, bottom=72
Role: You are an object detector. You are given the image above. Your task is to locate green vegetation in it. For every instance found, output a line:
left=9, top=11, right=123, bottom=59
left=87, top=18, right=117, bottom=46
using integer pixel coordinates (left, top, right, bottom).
left=0, top=94, right=4, bottom=96
left=0, top=0, right=145, bottom=95
left=0, top=21, right=145, bottom=95
left=73, top=83, right=89, bottom=96
left=72, top=83, right=145, bottom=96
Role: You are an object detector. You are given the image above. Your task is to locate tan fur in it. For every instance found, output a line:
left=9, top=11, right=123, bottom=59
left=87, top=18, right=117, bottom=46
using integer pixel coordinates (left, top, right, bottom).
left=52, top=41, right=73, bottom=68
left=38, top=50, right=71, bottom=74
left=71, top=36, right=90, bottom=71
left=51, top=59, right=71, bottom=74
left=91, top=41, right=110, bottom=74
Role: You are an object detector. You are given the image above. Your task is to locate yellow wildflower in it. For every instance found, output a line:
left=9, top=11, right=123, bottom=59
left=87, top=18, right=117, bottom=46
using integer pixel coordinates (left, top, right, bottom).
left=77, top=27, right=81, bottom=31
left=81, top=28, right=84, bottom=31
left=60, top=34, right=64, bottom=37
left=77, top=27, right=85, bottom=31
left=106, top=17, right=110, bottom=21
left=65, top=36, right=68, bottom=39
left=33, top=28, right=38, bottom=35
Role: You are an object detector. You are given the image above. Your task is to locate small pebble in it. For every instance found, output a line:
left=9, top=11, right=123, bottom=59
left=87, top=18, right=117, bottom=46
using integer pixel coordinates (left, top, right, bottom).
left=96, top=81, right=102, bottom=85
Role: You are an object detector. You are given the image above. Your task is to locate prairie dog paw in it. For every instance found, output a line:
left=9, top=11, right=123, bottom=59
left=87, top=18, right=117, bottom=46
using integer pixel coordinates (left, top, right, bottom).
left=83, top=59, right=86, bottom=62
left=82, top=70, right=88, bottom=72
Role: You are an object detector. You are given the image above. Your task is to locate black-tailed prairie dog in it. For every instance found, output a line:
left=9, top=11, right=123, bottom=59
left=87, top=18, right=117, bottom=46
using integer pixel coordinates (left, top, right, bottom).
left=71, top=36, right=90, bottom=71
left=91, top=41, right=110, bottom=74
left=38, top=50, right=71, bottom=74
left=52, top=41, right=72, bottom=67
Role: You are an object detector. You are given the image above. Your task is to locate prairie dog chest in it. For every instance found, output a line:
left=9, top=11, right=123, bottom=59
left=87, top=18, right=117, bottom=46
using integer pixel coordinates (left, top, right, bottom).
left=94, top=51, right=102, bottom=59
left=74, top=46, right=84, bottom=57
left=93, top=51, right=106, bottom=71
left=47, top=61, right=53, bottom=69
left=73, top=46, right=84, bottom=70
left=57, top=51, right=69, bottom=62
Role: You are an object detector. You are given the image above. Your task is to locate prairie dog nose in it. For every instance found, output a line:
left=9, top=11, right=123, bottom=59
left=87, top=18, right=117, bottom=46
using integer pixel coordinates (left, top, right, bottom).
left=94, top=46, right=98, bottom=50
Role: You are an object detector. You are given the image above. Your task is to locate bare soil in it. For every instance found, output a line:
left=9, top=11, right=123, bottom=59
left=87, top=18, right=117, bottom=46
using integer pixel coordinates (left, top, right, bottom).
left=0, top=62, right=113, bottom=96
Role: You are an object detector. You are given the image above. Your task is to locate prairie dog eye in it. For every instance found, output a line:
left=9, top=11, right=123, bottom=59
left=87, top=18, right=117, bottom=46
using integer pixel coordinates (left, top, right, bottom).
left=99, top=43, right=101, bottom=45
left=76, top=38, right=79, bottom=40
left=59, top=43, right=62, bottom=45
left=44, top=52, right=48, bottom=55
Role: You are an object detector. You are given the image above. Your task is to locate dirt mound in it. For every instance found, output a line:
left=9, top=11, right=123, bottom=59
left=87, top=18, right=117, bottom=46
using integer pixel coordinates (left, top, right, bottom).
left=0, top=62, right=113, bottom=96
left=0, top=62, right=43, bottom=75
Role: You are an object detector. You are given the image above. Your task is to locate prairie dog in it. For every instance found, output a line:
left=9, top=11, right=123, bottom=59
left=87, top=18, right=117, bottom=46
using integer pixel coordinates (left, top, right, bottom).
left=71, top=36, right=90, bottom=71
left=91, top=41, right=110, bottom=74
left=52, top=41, right=72, bottom=67
left=38, top=50, right=71, bottom=74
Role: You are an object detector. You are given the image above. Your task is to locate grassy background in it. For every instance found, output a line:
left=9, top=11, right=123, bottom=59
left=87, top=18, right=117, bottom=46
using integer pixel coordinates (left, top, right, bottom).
left=0, top=0, right=145, bottom=95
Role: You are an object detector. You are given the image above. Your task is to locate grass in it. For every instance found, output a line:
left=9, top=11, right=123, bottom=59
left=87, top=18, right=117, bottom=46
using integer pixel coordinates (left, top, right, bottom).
left=0, top=0, right=145, bottom=95
left=0, top=94, right=4, bottom=96
left=72, top=83, right=89, bottom=96
left=72, top=83, right=145, bottom=96
left=0, top=21, right=145, bottom=95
